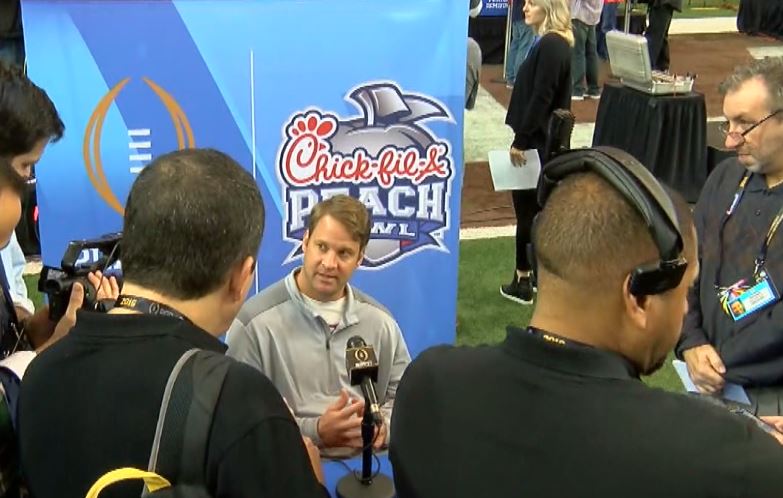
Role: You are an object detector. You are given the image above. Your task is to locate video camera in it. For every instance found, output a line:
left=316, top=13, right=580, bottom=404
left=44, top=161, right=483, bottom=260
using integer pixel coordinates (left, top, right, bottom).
left=38, top=233, right=122, bottom=322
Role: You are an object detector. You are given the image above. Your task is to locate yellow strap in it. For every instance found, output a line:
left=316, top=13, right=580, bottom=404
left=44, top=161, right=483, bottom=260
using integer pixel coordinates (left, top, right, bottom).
left=85, top=468, right=171, bottom=498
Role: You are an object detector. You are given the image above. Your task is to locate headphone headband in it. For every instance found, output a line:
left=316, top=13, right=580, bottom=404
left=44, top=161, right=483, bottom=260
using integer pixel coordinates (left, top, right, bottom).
left=536, top=146, right=687, bottom=295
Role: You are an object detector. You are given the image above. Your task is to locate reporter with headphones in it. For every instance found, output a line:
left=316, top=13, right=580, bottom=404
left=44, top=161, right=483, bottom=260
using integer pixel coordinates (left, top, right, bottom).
left=389, top=147, right=783, bottom=497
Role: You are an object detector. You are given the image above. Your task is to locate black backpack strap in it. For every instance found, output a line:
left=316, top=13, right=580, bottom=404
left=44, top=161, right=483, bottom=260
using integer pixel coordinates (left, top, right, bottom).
left=142, top=349, right=232, bottom=497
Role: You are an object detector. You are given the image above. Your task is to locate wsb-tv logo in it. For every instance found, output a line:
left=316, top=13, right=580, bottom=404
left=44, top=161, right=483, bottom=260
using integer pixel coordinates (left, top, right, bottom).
left=83, top=77, right=195, bottom=215
left=76, top=78, right=194, bottom=267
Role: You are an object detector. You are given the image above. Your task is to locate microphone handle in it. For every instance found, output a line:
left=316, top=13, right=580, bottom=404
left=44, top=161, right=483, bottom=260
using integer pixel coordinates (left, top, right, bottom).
left=360, top=376, right=383, bottom=426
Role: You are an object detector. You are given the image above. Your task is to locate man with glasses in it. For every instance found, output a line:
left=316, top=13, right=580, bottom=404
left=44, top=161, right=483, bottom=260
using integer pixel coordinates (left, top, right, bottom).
left=676, top=57, right=783, bottom=416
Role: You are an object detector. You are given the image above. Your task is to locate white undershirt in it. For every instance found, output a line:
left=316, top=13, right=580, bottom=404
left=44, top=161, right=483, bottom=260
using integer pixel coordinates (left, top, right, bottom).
left=301, top=294, right=346, bottom=332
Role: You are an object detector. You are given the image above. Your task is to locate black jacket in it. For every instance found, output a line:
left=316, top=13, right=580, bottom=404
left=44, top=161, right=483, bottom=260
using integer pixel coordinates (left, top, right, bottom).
left=391, top=327, right=783, bottom=498
left=18, top=311, right=328, bottom=498
left=677, top=158, right=783, bottom=386
left=505, top=32, right=571, bottom=155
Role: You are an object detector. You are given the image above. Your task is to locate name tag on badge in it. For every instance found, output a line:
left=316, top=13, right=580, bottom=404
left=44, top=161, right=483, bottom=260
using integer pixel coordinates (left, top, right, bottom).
left=727, top=276, right=780, bottom=321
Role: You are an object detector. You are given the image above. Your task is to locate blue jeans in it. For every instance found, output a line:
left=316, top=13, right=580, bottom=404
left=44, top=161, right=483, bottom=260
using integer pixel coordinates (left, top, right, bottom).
left=504, top=21, right=535, bottom=84
left=597, top=2, right=619, bottom=60
left=571, top=19, right=600, bottom=96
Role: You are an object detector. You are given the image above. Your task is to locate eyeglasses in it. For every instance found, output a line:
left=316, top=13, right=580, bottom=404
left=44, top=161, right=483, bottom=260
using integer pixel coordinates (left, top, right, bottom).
left=719, top=109, right=782, bottom=146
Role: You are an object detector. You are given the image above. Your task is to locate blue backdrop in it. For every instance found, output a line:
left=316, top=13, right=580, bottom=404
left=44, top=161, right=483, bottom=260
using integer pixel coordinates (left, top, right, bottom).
left=21, top=0, right=467, bottom=357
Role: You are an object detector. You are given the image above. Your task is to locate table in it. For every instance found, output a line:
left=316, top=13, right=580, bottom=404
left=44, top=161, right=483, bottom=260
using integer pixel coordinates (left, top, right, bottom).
left=738, top=0, right=783, bottom=40
left=323, top=453, right=395, bottom=497
left=592, top=82, right=708, bottom=202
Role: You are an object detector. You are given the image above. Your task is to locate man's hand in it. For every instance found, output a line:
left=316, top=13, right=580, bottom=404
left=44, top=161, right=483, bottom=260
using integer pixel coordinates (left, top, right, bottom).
left=373, top=422, right=388, bottom=450
left=24, top=307, right=57, bottom=350
left=760, top=416, right=783, bottom=445
left=88, top=271, right=120, bottom=301
left=682, top=344, right=726, bottom=394
left=13, top=306, right=31, bottom=323
left=27, top=282, right=85, bottom=351
left=36, top=282, right=85, bottom=352
left=510, top=147, right=526, bottom=167
left=25, top=269, right=115, bottom=352
left=317, top=389, right=364, bottom=448
left=302, top=436, right=325, bottom=485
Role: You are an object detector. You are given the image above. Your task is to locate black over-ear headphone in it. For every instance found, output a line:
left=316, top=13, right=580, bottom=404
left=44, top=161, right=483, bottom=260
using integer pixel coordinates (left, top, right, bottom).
left=535, top=146, right=688, bottom=296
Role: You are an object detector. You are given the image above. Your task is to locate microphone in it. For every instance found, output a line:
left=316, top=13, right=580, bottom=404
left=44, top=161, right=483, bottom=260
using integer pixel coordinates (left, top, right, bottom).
left=338, top=336, right=395, bottom=497
left=345, top=336, right=383, bottom=427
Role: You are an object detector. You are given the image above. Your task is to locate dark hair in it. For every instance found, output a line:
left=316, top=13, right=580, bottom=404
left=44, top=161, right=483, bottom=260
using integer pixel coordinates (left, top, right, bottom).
left=121, top=148, right=265, bottom=299
left=0, top=62, right=64, bottom=157
left=308, top=194, right=371, bottom=249
left=533, top=173, right=694, bottom=289
left=0, top=158, right=25, bottom=197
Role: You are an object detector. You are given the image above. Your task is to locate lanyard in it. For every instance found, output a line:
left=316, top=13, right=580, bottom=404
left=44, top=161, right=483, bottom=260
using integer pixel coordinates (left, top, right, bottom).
left=113, top=295, right=192, bottom=325
left=714, top=172, right=783, bottom=291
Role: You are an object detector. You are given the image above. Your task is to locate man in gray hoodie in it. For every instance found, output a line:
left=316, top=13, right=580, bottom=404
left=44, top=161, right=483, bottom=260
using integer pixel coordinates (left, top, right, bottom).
left=227, top=195, right=410, bottom=454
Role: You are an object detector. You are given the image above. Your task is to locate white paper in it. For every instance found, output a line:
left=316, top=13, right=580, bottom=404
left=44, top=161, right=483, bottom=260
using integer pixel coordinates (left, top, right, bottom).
left=672, top=359, right=751, bottom=405
left=488, top=149, right=541, bottom=191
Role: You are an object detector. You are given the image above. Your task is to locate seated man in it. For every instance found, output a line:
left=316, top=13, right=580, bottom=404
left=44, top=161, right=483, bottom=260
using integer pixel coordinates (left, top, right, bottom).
left=228, top=194, right=410, bottom=452
left=19, top=149, right=327, bottom=498
left=390, top=148, right=783, bottom=497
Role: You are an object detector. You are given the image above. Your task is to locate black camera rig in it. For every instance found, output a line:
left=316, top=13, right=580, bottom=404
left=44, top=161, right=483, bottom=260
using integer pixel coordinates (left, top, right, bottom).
left=38, top=233, right=121, bottom=322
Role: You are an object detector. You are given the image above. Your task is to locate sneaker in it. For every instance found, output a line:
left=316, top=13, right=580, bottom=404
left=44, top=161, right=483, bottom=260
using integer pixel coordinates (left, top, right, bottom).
left=500, top=272, right=535, bottom=305
left=505, top=82, right=515, bottom=90
left=571, top=94, right=584, bottom=101
left=586, top=91, right=602, bottom=99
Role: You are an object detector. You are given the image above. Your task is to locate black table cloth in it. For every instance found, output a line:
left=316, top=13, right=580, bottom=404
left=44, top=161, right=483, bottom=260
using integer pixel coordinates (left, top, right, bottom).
left=738, top=0, right=783, bottom=40
left=592, top=82, right=708, bottom=202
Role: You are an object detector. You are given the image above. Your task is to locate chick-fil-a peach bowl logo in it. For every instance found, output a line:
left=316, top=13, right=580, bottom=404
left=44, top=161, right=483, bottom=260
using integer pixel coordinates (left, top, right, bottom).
left=277, top=81, right=456, bottom=268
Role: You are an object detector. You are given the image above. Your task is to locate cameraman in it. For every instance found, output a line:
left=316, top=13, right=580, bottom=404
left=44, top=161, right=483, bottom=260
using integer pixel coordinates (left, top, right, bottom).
left=0, top=60, right=119, bottom=355
left=0, top=160, right=94, bottom=498
left=19, top=149, right=327, bottom=498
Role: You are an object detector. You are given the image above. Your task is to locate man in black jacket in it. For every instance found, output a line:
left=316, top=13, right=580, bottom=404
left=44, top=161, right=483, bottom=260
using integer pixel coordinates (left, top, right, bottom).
left=19, top=149, right=328, bottom=498
left=644, top=0, right=682, bottom=71
left=676, top=57, right=783, bottom=415
left=391, top=160, right=783, bottom=497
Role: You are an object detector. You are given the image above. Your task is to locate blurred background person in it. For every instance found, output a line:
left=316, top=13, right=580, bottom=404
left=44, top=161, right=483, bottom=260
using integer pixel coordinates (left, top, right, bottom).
left=570, top=0, right=603, bottom=100
left=504, top=0, right=536, bottom=89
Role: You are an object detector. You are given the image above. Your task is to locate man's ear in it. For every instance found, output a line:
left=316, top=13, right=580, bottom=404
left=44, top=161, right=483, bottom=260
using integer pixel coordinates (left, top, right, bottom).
left=623, top=274, right=650, bottom=331
left=302, top=230, right=310, bottom=248
left=229, top=256, right=256, bottom=302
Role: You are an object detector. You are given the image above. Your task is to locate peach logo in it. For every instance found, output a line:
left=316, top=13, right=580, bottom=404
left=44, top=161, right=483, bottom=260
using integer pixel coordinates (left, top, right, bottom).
left=84, top=77, right=195, bottom=214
